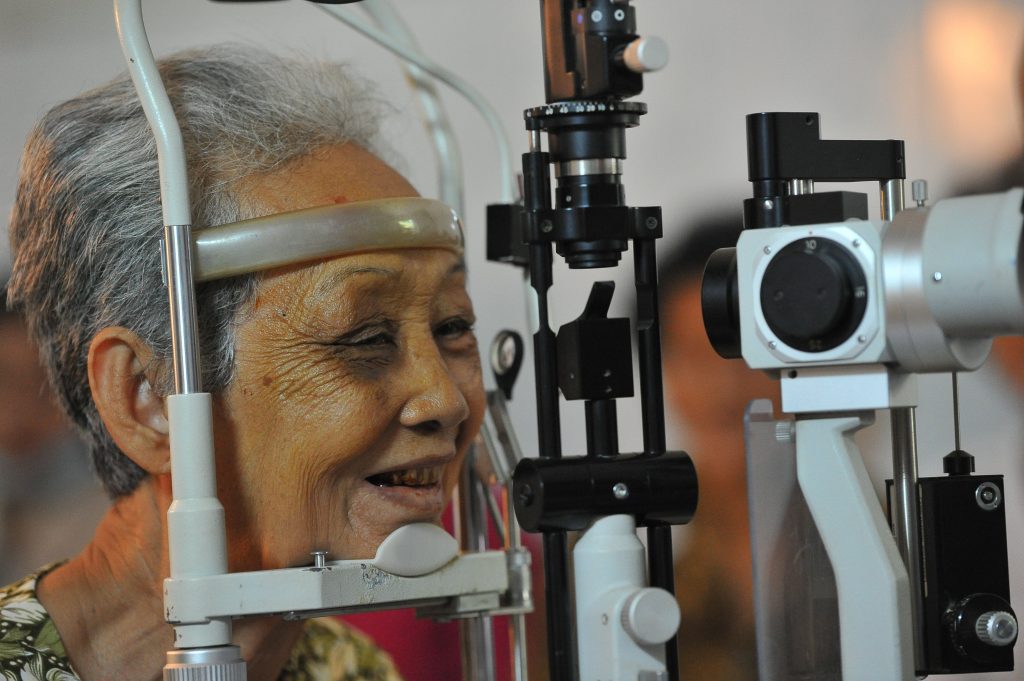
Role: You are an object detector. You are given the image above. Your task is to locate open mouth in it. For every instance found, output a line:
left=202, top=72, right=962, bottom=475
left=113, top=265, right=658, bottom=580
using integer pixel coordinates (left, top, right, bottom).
left=366, top=466, right=443, bottom=488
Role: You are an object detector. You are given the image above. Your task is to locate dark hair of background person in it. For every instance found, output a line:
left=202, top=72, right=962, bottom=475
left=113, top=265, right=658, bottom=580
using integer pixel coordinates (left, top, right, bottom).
left=657, top=213, right=744, bottom=306
left=951, top=157, right=1024, bottom=196
left=653, top=212, right=761, bottom=681
left=0, top=283, right=15, bottom=321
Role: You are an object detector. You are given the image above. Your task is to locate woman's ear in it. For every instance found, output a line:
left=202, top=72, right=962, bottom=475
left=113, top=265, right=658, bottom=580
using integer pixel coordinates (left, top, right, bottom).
left=88, top=327, right=170, bottom=475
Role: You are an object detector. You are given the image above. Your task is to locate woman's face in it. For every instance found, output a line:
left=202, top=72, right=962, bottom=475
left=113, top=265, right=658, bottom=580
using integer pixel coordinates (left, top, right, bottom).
left=213, top=144, right=485, bottom=569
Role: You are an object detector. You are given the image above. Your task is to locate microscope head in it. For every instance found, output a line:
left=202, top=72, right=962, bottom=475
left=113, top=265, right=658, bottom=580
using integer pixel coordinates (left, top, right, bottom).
left=701, top=113, right=1024, bottom=384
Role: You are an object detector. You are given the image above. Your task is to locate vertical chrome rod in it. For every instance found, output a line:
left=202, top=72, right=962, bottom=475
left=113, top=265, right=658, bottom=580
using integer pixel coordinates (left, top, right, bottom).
left=505, top=466, right=529, bottom=681
left=459, top=459, right=497, bottom=681
left=882, top=178, right=925, bottom=670
left=891, top=407, right=925, bottom=671
left=881, top=178, right=905, bottom=222
left=951, top=372, right=962, bottom=451
left=164, top=224, right=202, bottom=394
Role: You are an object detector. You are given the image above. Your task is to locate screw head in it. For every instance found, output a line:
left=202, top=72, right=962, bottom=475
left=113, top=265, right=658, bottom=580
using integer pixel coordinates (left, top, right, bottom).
left=614, top=8, right=625, bottom=20
left=976, top=482, right=1002, bottom=511
left=763, top=246, right=772, bottom=255
left=645, top=216, right=659, bottom=230
left=763, top=199, right=774, bottom=210
left=768, top=341, right=778, bottom=350
left=591, top=9, right=603, bottom=22
left=933, top=272, right=943, bottom=282
left=541, top=219, right=553, bottom=233
left=612, top=483, right=630, bottom=500
left=518, top=483, right=535, bottom=507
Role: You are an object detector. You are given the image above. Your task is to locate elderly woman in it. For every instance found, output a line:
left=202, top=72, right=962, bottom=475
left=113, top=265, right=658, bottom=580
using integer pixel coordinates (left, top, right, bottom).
left=2, top=46, right=484, bottom=680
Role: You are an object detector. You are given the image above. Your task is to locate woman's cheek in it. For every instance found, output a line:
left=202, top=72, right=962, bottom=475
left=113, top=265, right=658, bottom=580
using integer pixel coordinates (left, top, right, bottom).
left=455, top=353, right=485, bottom=408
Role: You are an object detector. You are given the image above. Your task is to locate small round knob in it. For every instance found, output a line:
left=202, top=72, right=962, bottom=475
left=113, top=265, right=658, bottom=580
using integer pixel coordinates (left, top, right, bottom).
left=621, top=588, right=680, bottom=646
left=622, top=37, right=669, bottom=73
left=912, top=179, right=929, bottom=207
left=976, top=611, right=1018, bottom=647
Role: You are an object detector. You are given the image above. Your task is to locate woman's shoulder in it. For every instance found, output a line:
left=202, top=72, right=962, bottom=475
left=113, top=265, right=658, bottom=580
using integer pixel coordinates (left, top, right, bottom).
left=0, top=566, right=78, bottom=680
left=280, top=617, right=403, bottom=681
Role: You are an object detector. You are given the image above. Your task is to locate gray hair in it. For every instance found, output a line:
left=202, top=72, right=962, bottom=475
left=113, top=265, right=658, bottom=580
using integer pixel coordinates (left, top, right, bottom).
left=8, top=45, right=386, bottom=498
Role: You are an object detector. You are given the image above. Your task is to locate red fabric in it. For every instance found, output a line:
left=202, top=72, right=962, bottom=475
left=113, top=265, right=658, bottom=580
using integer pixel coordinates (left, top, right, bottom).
left=342, top=608, right=463, bottom=680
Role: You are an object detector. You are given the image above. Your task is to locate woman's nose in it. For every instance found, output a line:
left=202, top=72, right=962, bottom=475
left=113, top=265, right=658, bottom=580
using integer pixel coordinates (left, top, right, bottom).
left=398, top=345, right=470, bottom=433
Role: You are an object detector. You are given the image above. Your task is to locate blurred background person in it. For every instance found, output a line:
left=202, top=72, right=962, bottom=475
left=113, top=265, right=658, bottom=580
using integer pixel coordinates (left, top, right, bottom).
left=657, top=216, right=771, bottom=681
left=992, top=337, right=1024, bottom=392
left=0, top=282, right=108, bottom=585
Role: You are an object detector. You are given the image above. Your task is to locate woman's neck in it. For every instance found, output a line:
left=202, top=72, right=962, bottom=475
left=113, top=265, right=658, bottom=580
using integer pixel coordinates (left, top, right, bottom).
left=36, top=476, right=302, bottom=681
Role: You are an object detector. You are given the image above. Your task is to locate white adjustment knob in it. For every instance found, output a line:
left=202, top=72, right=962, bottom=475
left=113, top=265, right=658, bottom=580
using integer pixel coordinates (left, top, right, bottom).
left=912, top=179, right=929, bottom=207
left=622, top=36, right=669, bottom=73
left=975, top=611, right=1018, bottom=647
left=621, top=587, right=680, bottom=646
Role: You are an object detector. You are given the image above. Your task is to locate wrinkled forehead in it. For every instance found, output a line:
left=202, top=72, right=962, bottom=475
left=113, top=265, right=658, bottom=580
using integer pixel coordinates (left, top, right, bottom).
left=246, top=249, right=469, bottom=330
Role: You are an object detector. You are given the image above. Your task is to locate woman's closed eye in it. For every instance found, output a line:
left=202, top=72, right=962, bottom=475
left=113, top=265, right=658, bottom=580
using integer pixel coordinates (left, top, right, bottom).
left=348, top=330, right=395, bottom=347
left=328, top=321, right=398, bottom=366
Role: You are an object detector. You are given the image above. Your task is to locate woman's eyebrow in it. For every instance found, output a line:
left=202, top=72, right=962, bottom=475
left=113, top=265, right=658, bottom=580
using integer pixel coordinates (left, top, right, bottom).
left=310, top=265, right=396, bottom=301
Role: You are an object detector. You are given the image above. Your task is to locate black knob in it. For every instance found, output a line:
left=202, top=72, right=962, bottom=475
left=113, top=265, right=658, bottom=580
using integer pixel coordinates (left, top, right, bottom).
left=759, top=237, right=867, bottom=353
left=947, top=594, right=1018, bottom=665
left=943, top=449, right=976, bottom=476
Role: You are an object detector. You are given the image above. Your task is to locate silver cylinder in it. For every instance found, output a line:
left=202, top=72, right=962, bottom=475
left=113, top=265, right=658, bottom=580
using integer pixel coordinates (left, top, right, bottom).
left=459, top=454, right=497, bottom=681
left=164, top=645, right=246, bottom=681
left=528, top=129, right=542, bottom=153
left=880, top=178, right=905, bottom=222
left=890, top=407, right=926, bottom=671
left=787, top=178, right=814, bottom=196
left=554, top=158, right=622, bottom=178
left=164, top=224, right=203, bottom=395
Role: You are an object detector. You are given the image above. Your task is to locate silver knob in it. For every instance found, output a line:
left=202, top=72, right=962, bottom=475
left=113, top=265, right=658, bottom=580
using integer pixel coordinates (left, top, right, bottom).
left=164, top=646, right=247, bottom=681
left=912, top=179, right=928, bottom=207
left=975, top=610, right=1018, bottom=647
left=622, top=36, right=669, bottom=73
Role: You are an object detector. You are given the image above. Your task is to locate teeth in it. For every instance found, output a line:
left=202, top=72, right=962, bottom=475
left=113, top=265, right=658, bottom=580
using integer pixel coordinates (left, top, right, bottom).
left=369, top=466, right=442, bottom=488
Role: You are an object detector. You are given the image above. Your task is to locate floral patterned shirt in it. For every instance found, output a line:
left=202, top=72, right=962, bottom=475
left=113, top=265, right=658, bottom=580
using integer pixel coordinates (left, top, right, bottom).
left=0, top=566, right=404, bottom=681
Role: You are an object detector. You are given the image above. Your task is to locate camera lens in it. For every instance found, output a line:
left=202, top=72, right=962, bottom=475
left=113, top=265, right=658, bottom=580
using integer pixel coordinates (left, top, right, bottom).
left=759, top=237, right=867, bottom=353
